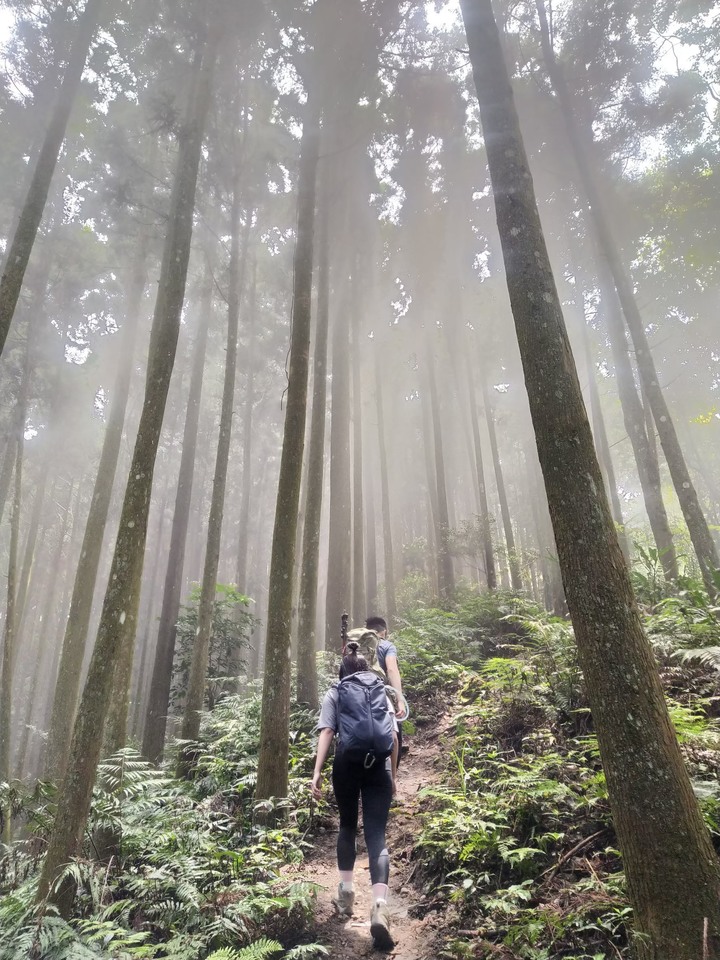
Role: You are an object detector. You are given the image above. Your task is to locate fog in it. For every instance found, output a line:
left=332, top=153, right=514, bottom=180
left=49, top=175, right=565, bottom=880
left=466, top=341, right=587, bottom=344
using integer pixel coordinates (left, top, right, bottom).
left=0, top=0, right=718, bottom=785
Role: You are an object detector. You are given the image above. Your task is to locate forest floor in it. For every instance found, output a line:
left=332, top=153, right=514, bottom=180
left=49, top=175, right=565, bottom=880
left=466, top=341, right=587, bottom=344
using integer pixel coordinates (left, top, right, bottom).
left=286, top=716, right=453, bottom=959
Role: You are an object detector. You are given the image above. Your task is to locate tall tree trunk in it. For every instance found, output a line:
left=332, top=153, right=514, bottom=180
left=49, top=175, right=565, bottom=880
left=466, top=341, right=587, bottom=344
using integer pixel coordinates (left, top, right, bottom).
left=0, top=0, right=103, bottom=358
left=460, top=2, right=720, bottom=955
left=36, top=25, right=218, bottom=911
left=324, top=294, right=352, bottom=646
left=534, top=0, right=717, bottom=593
left=45, top=244, right=148, bottom=779
left=235, top=262, right=257, bottom=594
left=178, top=183, right=250, bottom=772
left=16, top=479, right=75, bottom=778
left=574, top=292, right=630, bottom=560
left=483, top=378, right=522, bottom=590
left=351, top=283, right=366, bottom=624
left=465, top=350, right=496, bottom=589
left=255, top=98, right=319, bottom=804
left=426, top=348, right=455, bottom=602
left=14, top=468, right=49, bottom=630
left=142, top=276, right=211, bottom=762
left=364, top=464, right=378, bottom=610
left=0, top=435, right=23, bottom=801
left=375, top=368, right=396, bottom=621
left=597, top=264, right=678, bottom=581
left=296, top=189, right=329, bottom=708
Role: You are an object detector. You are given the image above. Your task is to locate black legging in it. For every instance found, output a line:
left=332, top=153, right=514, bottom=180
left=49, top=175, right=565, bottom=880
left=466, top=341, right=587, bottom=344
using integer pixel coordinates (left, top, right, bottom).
left=332, top=748, right=392, bottom=885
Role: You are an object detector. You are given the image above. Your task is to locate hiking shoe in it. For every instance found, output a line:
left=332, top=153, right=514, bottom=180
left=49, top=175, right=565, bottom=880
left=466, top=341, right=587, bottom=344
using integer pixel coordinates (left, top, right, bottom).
left=370, top=899, right=394, bottom=950
left=331, top=882, right=355, bottom=918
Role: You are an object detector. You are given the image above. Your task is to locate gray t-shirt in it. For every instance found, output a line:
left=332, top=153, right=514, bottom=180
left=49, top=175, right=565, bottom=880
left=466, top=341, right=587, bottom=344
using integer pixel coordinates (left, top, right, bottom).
left=317, top=680, right=397, bottom=733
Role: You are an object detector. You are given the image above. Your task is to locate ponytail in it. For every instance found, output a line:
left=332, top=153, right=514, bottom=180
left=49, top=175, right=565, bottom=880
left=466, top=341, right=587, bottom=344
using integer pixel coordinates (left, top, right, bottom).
left=339, top=641, right=368, bottom=679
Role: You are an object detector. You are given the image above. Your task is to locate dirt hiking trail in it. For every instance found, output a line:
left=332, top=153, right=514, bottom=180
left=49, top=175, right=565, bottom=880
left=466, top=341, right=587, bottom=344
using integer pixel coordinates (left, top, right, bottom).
left=287, top=721, right=452, bottom=959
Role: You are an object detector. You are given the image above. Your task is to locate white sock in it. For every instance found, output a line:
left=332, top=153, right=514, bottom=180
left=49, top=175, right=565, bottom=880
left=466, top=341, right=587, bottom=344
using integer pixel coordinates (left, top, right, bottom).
left=372, top=883, right=388, bottom=903
left=339, top=871, right=354, bottom=891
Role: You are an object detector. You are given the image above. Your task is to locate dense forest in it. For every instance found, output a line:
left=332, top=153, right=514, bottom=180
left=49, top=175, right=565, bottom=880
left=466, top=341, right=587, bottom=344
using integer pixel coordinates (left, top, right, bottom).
left=0, top=0, right=719, bottom=957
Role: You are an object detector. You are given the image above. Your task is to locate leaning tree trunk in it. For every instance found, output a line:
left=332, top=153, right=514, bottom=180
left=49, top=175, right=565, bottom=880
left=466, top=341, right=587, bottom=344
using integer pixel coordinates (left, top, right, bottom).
left=142, top=275, right=211, bottom=763
left=178, top=183, right=250, bottom=774
left=45, top=244, right=148, bottom=780
left=0, top=0, right=103, bottom=359
left=296, top=182, right=329, bottom=708
left=534, top=0, right=717, bottom=593
left=255, top=99, right=319, bottom=805
left=597, top=261, right=678, bottom=582
left=460, top=1, right=720, bottom=956
left=36, top=25, right=218, bottom=912
left=572, top=283, right=630, bottom=560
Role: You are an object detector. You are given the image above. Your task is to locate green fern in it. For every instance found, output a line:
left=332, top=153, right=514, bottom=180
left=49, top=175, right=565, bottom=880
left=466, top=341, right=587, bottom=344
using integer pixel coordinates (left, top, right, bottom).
left=205, top=938, right=283, bottom=960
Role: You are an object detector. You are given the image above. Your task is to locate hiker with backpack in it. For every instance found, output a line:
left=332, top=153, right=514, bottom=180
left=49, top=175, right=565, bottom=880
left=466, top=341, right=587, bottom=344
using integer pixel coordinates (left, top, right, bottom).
left=310, top=641, right=397, bottom=950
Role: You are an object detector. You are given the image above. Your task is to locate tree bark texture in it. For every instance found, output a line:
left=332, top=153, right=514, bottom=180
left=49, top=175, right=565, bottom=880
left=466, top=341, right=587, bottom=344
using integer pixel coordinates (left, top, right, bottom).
left=296, top=183, right=329, bottom=708
left=36, top=27, right=218, bottom=911
left=534, top=0, right=717, bottom=593
left=324, top=296, right=352, bottom=647
left=460, top=1, right=720, bottom=955
left=0, top=0, right=103, bottom=359
left=351, top=279, right=367, bottom=624
left=255, top=100, right=319, bottom=803
left=375, top=368, right=396, bottom=621
left=597, top=262, right=678, bottom=582
left=143, top=275, right=212, bottom=763
left=178, top=184, right=251, bottom=770
left=45, top=245, right=148, bottom=780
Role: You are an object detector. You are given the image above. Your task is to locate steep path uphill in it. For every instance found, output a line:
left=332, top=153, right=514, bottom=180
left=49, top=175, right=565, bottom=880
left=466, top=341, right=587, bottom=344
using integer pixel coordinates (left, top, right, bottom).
left=286, top=721, right=451, bottom=959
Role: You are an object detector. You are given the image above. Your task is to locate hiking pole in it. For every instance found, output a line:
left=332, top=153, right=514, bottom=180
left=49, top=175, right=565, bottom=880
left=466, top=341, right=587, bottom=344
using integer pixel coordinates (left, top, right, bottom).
left=340, top=611, right=349, bottom=653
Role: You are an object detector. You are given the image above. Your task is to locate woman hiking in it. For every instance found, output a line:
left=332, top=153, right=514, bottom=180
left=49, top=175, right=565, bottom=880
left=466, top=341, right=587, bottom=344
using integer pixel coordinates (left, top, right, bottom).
left=311, top=641, right=398, bottom=950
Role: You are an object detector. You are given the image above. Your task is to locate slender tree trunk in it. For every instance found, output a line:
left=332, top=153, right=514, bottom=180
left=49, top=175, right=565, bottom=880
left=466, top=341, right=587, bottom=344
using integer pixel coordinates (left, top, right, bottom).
left=465, top=350, right=496, bottom=589
left=597, top=264, right=678, bottom=581
left=534, top=0, right=717, bottom=593
left=36, top=25, right=219, bottom=910
left=14, top=468, right=49, bottom=630
left=16, top=479, right=75, bottom=778
left=460, top=2, right=720, bottom=955
left=297, top=188, right=329, bottom=708
left=575, top=293, right=630, bottom=560
left=351, top=282, right=366, bottom=624
left=0, top=0, right=103, bottom=359
left=235, top=263, right=257, bottom=594
left=45, top=245, right=148, bottom=779
left=375, top=368, right=396, bottom=621
left=364, top=464, right=378, bottom=610
left=255, top=98, right=319, bottom=804
left=178, top=184, right=250, bottom=772
left=426, top=348, right=455, bottom=602
left=0, top=435, right=23, bottom=800
left=0, top=439, right=16, bottom=527
left=483, top=378, right=522, bottom=590
left=142, top=276, right=212, bottom=762
left=324, top=293, right=352, bottom=646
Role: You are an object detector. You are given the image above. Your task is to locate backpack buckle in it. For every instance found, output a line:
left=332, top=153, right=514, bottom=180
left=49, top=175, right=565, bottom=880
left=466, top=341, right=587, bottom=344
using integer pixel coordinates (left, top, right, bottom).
left=364, top=753, right=377, bottom=770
